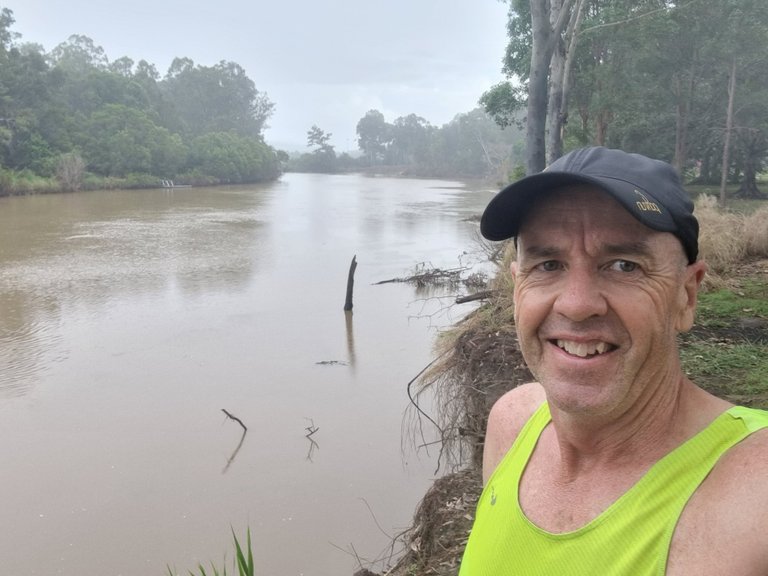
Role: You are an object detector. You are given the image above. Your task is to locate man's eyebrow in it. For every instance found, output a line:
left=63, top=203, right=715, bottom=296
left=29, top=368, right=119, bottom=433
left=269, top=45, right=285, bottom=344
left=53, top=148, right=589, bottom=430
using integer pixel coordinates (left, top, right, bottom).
left=603, top=240, right=654, bottom=258
left=518, top=240, right=655, bottom=260
left=518, top=244, right=562, bottom=260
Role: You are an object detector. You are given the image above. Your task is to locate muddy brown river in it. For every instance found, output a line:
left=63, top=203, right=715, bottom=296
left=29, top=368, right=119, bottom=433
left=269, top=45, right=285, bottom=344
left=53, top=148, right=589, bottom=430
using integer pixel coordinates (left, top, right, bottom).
left=0, top=173, right=494, bottom=575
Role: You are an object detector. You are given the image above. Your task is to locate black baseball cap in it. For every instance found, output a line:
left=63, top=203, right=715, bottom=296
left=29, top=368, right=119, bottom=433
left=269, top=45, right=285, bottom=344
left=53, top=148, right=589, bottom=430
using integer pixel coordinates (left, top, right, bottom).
left=480, top=146, right=699, bottom=263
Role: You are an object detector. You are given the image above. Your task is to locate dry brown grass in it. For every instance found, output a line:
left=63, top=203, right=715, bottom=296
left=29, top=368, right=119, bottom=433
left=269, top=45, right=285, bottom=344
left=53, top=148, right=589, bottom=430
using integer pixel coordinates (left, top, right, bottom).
left=696, top=195, right=768, bottom=285
left=744, top=205, right=768, bottom=258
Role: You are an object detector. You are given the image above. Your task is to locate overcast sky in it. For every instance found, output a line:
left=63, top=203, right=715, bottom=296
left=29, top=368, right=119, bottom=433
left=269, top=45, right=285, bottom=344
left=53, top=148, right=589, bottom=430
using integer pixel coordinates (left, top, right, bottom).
left=9, top=0, right=510, bottom=151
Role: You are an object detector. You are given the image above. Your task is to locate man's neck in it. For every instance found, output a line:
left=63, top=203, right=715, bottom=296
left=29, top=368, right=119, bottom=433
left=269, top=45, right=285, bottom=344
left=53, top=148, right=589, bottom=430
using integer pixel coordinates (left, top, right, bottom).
left=547, top=376, right=727, bottom=479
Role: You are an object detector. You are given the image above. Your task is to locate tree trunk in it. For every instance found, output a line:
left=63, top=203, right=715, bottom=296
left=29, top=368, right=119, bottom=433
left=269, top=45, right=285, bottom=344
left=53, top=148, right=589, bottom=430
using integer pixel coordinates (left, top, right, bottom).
left=719, top=59, right=736, bottom=208
left=557, top=0, right=585, bottom=154
left=546, top=0, right=566, bottom=165
left=736, top=129, right=765, bottom=198
left=527, top=0, right=576, bottom=174
left=673, top=76, right=686, bottom=173
left=673, top=64, right=697, bottom=174
left=595, top=109, right=610, bottom=146
left=546, top=36, right=565, bottom=165
left=527, top=0, right=554, bottom=174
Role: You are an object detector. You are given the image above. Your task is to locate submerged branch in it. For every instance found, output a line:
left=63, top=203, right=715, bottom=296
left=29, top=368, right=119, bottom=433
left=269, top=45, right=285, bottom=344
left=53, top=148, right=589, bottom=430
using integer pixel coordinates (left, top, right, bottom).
left=222, top=408, right=248, bottom=432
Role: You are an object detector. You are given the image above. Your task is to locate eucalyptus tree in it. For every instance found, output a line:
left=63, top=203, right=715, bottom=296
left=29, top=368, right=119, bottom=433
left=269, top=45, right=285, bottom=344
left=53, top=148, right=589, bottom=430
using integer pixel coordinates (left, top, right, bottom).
left=388, top=114, right=434, bottom=166
left=710, top=0, right=768, bottom=202
left=49, top=34, right=110, bottom=74
left=485, top=1, right=747, bottom=173
left=434, top=108, right=525, bottom=178
left=161, top=59, right=274, bottom=139
left=486, top=0, right=581, bottom=173
left=356, top=109, right=391, bottom=165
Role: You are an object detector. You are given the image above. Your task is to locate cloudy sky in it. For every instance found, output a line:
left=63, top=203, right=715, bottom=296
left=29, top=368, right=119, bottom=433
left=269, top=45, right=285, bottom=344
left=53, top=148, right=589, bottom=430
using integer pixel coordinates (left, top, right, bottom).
left=9, top=0, right=510, bottom=151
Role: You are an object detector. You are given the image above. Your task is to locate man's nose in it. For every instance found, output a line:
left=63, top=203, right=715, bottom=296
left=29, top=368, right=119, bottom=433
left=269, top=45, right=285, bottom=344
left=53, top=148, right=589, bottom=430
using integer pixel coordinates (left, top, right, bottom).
left=552, top=268, right=608, bottom=321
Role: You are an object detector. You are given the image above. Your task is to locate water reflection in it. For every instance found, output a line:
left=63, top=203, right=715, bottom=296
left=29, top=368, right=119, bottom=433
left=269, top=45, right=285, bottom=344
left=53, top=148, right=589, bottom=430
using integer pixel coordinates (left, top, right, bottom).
left=345, top=310, right=357, bottom=369
left=221, top=408, right=248, bottom=475
left=304, top=417, right=320, bottom=462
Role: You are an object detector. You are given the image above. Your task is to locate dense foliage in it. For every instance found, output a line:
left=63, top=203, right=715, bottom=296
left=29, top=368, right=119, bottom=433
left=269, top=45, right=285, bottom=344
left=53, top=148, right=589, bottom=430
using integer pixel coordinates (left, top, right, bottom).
left=353, top=108, right=527, bottom=179
left=484, top=0, right=768, bottom=199
left=287, top=108, right=525, bottom=180
left=0, top=8, right=280, bottom=195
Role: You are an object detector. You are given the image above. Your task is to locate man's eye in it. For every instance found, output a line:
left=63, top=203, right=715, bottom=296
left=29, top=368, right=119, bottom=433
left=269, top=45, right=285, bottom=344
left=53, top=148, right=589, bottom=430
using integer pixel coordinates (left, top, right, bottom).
left=609, top=260, right=638, bottom=273
left=537, top=260, right=561, bottom=272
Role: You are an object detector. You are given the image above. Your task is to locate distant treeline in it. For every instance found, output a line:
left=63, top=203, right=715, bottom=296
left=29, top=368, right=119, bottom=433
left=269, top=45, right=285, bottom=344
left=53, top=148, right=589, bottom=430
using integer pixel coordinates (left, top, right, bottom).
left=286, top=109, right=526, bottom=181
left=0, top=8, right=280, bottom=195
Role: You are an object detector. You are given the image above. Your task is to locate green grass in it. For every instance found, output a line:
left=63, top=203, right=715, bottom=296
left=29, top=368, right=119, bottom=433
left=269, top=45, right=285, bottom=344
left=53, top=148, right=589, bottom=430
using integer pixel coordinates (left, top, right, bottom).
left=682, top=276, right=768, bottom=407
left=167, top=529, right=255, bottom=576
left=681, top=342, right=768, bottom=406
left=696, top=280, right=768, bottom=327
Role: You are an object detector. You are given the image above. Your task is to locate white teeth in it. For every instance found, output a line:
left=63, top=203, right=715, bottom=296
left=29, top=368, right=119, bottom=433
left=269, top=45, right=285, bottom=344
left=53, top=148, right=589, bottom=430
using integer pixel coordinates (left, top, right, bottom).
left=556, top=339, right=610, bottom=357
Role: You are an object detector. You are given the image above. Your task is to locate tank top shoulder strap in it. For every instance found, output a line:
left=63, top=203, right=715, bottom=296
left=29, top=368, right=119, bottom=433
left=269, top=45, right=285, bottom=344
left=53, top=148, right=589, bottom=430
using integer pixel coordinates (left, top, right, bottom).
left=726, top=405, right=768, bottom=433
left=486, top=401, right=551, bottom=486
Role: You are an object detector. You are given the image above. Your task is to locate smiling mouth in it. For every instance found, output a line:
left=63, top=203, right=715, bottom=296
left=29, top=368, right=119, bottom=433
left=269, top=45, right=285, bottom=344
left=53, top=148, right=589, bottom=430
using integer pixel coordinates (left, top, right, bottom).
left=554, top=339, right=616, bottom=358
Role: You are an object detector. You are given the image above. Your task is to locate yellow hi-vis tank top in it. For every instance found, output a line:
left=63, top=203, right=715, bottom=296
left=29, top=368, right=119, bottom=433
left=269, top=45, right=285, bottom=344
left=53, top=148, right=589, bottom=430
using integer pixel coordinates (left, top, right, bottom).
left=459, top=403, right=768, bottom=576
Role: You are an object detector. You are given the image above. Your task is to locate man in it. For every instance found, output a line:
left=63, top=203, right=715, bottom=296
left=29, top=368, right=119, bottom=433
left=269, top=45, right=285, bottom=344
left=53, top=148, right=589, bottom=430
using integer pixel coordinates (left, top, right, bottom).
left=459, top=147, right=768, bottom=575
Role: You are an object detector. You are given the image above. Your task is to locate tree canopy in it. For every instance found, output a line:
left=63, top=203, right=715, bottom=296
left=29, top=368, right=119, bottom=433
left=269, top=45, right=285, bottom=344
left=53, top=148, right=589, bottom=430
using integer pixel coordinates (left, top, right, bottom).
left=0, top=8, right=280, bottom=194
left=485, top=0, right=768, bottom=200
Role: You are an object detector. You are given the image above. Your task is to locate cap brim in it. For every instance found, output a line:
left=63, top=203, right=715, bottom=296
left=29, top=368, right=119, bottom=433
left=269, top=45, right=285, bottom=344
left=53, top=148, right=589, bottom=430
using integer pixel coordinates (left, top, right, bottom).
left=480, top=171, right=677, bottom=241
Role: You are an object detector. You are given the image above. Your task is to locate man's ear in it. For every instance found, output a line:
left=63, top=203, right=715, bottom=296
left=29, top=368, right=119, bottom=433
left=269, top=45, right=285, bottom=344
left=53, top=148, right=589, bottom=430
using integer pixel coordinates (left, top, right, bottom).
left=510, top=261, right=518, bottom=277
left=675, top=260, right=707, bottom=333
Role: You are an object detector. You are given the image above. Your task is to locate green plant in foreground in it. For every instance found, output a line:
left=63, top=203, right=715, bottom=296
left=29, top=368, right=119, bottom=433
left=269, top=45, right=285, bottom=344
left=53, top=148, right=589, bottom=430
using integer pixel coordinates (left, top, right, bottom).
left=167, top=528, right=254, bottom=576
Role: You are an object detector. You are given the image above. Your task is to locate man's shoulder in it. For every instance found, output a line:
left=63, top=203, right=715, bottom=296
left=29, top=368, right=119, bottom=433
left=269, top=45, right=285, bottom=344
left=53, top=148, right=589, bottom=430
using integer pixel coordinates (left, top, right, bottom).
left=669, top=421, right=768, bottom=575
left=709, top=423, right=768, bottom=492
left=482, top=383, right=546, bottom=483
left=488, top=382, right=547, bottom=429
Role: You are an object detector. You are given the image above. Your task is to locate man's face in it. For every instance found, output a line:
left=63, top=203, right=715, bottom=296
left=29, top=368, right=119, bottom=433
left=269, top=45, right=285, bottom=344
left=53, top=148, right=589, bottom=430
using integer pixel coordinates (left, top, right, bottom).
left=511, top=187, right=705, bottom=418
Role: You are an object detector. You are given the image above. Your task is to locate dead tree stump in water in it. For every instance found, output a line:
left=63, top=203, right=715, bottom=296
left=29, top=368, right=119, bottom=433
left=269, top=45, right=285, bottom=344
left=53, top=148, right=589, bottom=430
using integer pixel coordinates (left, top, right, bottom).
left=344, top=255, right=357, bottom=311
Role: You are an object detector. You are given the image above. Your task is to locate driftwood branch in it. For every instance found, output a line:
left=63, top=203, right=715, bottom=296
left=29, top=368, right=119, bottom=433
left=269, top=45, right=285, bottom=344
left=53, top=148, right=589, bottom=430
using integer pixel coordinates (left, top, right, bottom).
left=374, top=266, right=467, bottom=288
left=455, top=290, right=496, bottom=304
left=344, top=255, right=358, bottom=311
left=221, top=408, right=247, bottom=432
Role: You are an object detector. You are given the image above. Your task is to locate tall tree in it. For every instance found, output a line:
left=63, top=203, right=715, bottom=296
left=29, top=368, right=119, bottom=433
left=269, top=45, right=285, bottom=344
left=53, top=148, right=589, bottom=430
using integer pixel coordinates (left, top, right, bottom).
left=525, top=0, right=575, bottom=172
left=486, top=0, right=579, bottom=173
left=356, top=109, right=391, bottom=165
left=161, top=59, right=274, bottom=138
left=388, top=114, right=433, bottom=165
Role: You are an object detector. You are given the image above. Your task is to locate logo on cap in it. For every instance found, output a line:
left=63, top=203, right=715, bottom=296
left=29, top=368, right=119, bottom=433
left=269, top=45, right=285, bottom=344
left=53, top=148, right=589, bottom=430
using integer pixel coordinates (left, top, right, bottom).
left=634, top=190, right=662, bottom=214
